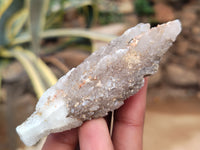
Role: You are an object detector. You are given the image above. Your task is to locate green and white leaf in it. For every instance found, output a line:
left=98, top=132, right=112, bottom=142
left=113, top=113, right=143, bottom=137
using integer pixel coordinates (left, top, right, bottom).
left=28, top=0, right=49, bottom=54
left=5, top=8, right=28, bottom=41
left=12, top=28, right=116, bottom=45
left=0, top=46, right=57, bottom=98
left=0, top=0, right=13, bottom=19
left=0, top=0, right=24, bottom=45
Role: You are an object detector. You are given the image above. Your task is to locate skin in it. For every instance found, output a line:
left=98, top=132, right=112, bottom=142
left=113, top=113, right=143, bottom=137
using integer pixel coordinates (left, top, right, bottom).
left=42, top=78, right=148, bottom=150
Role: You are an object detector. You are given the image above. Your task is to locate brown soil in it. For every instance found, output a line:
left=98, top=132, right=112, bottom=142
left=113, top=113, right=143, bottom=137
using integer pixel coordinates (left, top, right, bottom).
left=144, top=99, right=200, bottom=150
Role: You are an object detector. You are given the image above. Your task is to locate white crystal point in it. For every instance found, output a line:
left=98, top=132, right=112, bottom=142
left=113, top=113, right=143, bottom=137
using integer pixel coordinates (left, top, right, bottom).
left=16, top=20, right=181, bottom=146
left=135, top=19, right=181, bottom=56
left=16, top=70, right=83, bottom=146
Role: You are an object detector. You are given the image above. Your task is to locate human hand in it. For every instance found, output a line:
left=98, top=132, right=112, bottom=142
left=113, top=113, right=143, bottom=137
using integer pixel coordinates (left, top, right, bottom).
left=42, top=78, right=148, bottom=150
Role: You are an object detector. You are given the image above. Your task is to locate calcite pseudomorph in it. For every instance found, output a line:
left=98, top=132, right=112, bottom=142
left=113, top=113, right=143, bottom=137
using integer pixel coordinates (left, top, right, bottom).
left=16, top=20, right=182, bottom=146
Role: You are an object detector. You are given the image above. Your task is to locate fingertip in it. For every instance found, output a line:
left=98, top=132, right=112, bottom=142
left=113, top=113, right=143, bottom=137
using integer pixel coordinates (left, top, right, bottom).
left=112, top=78, right=148, bottom=150
left=42, top=129, right=78, bottom=150
left=116, top=78, right=148, bottom=120
left=79, top=118, right=114, bottom=150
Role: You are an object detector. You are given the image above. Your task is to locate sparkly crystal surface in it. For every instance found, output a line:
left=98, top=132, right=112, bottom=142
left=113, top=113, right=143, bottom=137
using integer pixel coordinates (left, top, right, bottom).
left=16, top=20, right=182, bottom=146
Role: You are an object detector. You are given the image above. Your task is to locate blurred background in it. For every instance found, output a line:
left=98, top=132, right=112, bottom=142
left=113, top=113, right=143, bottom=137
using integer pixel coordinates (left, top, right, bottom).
left=0, top=0, right=199, bottom=150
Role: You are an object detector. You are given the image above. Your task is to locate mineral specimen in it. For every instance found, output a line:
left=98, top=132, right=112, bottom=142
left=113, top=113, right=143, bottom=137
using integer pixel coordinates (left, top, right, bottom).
left=16, top=20, right=181, bottom=146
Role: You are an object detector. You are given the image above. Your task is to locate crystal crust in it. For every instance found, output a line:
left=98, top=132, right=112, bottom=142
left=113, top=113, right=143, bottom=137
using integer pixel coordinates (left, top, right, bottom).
left=16, top=20, right=182, bottom=146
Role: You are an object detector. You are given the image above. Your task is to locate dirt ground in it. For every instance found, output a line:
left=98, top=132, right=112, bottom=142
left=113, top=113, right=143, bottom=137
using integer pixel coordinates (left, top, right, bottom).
left=144, top=99, right=200, bottom=150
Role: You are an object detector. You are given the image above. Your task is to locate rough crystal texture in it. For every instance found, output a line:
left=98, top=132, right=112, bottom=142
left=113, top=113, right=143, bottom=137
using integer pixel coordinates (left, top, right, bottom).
left=16, top=20, right=182, bottom=146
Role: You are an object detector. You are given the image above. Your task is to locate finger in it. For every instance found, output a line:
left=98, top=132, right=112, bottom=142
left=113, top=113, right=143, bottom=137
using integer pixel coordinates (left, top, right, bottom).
left=79, top=118, right=114, bottom=150
left=42, top=128, right=78, bottom=150
left=112, top=78, right=148, bottom=150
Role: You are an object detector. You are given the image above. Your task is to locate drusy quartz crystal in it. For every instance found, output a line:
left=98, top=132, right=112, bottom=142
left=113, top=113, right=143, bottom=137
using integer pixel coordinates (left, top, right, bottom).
left=16, top=20, right=181, bottom=146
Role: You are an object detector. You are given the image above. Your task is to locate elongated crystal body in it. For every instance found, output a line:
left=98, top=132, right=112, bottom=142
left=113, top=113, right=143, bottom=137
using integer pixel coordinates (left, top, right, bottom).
left=16, top=20, right=181, bottom=146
